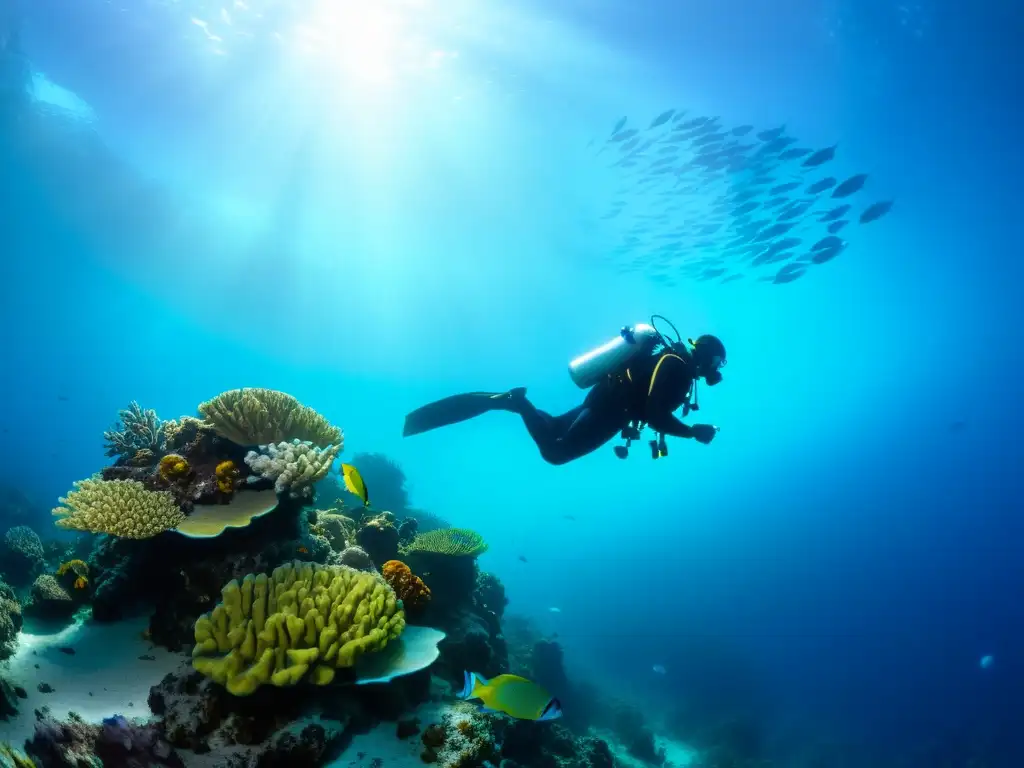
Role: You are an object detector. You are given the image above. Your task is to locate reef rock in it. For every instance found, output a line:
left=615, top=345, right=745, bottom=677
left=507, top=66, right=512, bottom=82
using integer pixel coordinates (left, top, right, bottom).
left=25, top=710, right=182, bottom=767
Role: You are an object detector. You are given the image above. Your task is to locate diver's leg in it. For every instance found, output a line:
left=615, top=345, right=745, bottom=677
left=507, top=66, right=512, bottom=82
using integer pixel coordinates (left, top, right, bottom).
left=514, top=398, right=622, bottom=465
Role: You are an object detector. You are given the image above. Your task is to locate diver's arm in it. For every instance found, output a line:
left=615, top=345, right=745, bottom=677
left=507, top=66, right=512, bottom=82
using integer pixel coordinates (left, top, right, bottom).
left=647, top=411, right=694, bottom=438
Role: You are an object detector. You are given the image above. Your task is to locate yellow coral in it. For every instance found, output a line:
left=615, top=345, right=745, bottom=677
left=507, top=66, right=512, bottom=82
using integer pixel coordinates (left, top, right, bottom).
left=56, top=559, right=88, bottom=578
left=198, top=388, right=343, bottom=448
left=74, top=576, right=88, bottom=590
left=191, top=561, right=405, bottom=696
left=158, top=453, right=190, bottom=482
left=0, top=742, right=34, bottom=767
left=52, top=479, right=185, bottom=539
left=215, top=460, right=239, bottom=494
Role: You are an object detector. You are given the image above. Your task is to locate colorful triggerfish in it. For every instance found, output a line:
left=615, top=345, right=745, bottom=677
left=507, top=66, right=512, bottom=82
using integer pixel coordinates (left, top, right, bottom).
left=341, top=464, right=369, bottom=506
left=457, top=671, right=562, bottom=721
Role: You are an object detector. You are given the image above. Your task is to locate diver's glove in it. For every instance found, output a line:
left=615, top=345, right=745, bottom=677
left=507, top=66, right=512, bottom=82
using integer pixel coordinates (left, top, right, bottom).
left=690, top=424, right=719, bottom=444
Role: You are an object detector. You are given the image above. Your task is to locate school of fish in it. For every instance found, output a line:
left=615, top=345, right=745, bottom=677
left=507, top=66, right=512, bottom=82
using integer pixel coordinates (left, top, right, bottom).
left=588, top=110, right=894, bottom=285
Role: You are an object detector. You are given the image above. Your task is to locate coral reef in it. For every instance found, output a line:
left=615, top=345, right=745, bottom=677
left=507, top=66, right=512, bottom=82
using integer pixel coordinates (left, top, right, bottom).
left=173, top=489, right=279, bottom=539
left=499, top=719, right=615, bottom=768
left=419, top=703, right=500, bottom=766
left=198, top=388, right=343, bottom=448
left=355, top=512, right=400, bottom=566
left=308, top=509, right=356, bottom=550
left=158, top=453, right=190, bottom=483
left=216, top=459, right=240, bottom=494
left=101, top=421, right=257, bottom=513
left=52, top=479, right=185, bottom=538
left=0, top=580, right=22, bottom=660
left=191, top=561, right=406, bottom=695
left=24, top=710, right=182, bottom=767
left=382, top=560, right=431, bottom=614
left=24, top=574, right=78, bottom=621
left=406, top=528, right=489, bottom=558
left=244, top=440, right=342, bottom=499
left=0, top=742, right=33, bottom=767
left=103, top=400, right=166, bottom=462
left=1, top=525, right=44, bottom=586
left=339, top=545, right=374, bottom=571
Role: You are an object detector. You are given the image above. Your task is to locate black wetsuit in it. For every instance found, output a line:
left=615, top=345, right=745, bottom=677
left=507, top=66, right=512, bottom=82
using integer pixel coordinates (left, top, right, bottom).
left=513, top=350, right=697, bottom=465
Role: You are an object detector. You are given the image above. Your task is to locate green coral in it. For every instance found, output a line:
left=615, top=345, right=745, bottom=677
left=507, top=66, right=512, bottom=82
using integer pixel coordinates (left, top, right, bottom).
left=405, top=527, right=488, bottom=557
left=0, top=742, right=34, bottom=767
left=52, top=479, right=185, bottom=538
left=192, top=561, right=405, bottom=696
left=198, top=388, right=343, bottom=448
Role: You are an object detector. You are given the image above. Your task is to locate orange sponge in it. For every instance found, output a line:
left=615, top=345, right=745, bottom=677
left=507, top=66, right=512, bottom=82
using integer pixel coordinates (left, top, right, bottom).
left=382, top=560, right=431, bottom=613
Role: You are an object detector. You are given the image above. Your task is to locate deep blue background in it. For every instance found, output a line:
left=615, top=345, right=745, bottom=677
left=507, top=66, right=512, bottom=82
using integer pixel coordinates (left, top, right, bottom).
left=2, top=0, right=1022, bottom=764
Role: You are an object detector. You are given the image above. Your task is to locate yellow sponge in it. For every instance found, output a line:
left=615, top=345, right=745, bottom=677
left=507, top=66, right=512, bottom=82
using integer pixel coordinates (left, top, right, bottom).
left=192, top=561, right=405, bottom=696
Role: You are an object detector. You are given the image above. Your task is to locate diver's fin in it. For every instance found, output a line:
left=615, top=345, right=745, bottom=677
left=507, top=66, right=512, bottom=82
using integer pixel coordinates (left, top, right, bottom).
left=402, top=389, right=526, bottom=437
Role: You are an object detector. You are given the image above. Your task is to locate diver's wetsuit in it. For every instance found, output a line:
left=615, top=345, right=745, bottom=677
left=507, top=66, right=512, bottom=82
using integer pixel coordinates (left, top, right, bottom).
left=510, top=350, right=697, bottom=465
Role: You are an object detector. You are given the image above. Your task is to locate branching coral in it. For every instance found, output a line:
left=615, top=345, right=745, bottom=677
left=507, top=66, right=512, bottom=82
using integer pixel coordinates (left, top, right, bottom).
left=158, top=454, right=190, bottom=482
left=244, top=440, right=342, bottom=499
left=191, top=561, right=405, bottom=695
left=198, top=388, right=343, bottom=448
left=382, top=560, right=431, bottom=613
left=52, top=479, right=185, bottom=538
left=103, top=401, right=166, bottom=460
left=406, top=528, right=489, bottom=558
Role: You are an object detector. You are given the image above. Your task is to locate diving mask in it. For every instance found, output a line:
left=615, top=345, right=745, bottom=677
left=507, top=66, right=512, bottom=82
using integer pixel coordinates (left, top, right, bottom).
left=703, top=355, right=725, bottom=385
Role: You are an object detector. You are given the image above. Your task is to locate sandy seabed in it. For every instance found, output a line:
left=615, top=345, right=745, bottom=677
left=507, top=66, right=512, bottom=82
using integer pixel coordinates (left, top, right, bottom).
left=0, top=613, right=185, bottom=747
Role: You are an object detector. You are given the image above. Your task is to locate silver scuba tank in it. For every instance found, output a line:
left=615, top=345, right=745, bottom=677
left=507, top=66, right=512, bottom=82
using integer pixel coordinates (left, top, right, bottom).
left=568, top=323, right=660, bottom=389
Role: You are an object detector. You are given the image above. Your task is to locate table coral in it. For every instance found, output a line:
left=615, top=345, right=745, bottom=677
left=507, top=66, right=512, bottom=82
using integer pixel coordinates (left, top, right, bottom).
left=244, top=440, right=342, bottom=499
left=53, top=479, right=186, bottom=538
left=405, top=528, right=489, bottom=558
left=198, top=388, right=343, bottom=448
left=191, top=561, right=406, bottom=696
left=382, top=560, right=431, bottom=614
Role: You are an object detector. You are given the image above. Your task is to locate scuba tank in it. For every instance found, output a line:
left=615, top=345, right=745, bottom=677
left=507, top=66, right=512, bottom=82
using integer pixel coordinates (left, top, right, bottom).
left=568, top=323, right=660, bottom=389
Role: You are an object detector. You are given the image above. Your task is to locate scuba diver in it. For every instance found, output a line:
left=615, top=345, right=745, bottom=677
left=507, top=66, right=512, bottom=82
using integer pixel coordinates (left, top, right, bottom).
left=402, top=315, right=726, bottom=465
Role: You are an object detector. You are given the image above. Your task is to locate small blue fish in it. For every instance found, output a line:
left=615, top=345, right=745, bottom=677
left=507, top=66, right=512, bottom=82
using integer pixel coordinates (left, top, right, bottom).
left=859, top=200, right=893, bottom=224
left=803, top=145, right=837, bottom=167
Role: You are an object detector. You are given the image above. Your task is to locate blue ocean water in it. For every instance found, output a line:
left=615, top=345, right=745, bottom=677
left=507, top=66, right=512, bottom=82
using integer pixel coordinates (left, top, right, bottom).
left=2, top=0, right=1022, bottom=764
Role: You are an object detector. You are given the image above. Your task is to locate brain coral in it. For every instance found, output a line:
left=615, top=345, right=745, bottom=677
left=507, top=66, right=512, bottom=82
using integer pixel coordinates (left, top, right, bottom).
left=198, top=388, right=343, bottom=448
left=52, top=479, right=185, bottom=538
left=192, top=561, right=405, bottom=696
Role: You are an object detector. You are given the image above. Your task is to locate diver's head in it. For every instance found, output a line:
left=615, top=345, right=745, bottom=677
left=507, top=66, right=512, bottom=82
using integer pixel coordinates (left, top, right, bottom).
left=691, top=334, right=727, bottom=385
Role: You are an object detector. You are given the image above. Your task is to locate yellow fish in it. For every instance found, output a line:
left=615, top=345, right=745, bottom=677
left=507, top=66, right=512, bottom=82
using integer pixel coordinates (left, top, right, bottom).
left=457, top=671, right=562, bottom=721
left=341, top=463, right=369, bottom=506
